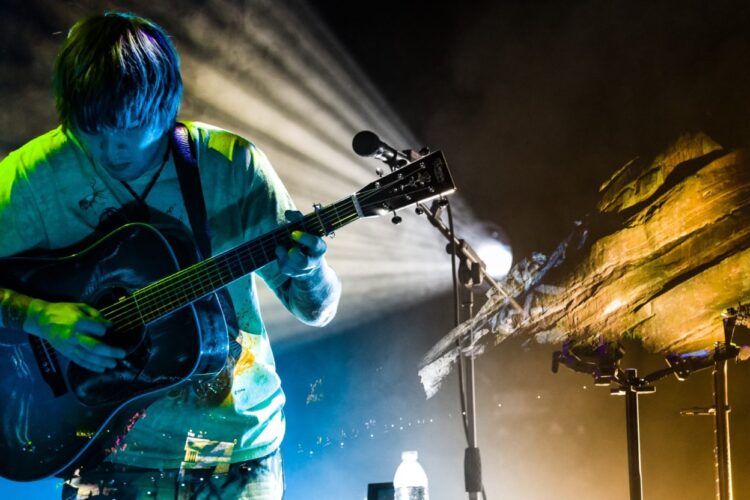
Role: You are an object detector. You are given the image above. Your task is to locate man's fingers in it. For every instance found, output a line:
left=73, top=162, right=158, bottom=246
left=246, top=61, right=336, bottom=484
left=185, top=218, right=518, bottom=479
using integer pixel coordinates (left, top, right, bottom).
left=70, top=346, right=113, bottom=372
left=76, top=303, right=112, bottom=337
left=277, top=230, right=327, bottom=277
left=277, top=245, right=312, bottom=267
left=72, top=358, right=105, bottom=373
left=287, top=246, right=309, bottom=266
left=275, top=246, right=287, bottom=262
left=284, top=210, right=304, bottom=222
left=291, top=231, right=327, bottom=257
left=75, top=317, right=110, bottom=336
left=78, top=334, right=127, bottom=359
left=78, top=303, right=111, bottom=323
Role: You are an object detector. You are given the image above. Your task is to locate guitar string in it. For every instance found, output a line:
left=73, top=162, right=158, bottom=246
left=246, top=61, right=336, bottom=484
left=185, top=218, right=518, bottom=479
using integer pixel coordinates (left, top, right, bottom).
left=98, top=169, right=415, bottom=325
left=102, top=207, right=350, bottom=326
left=103, top=178, right=439, bottom=331
left=100, top=194, right=359, bottom=321
left=104, top=195, right=430, bottom=332
left=101, top=171, right=437, bottom=330
left=103, top=202, right=361, bottom=330
left=101, top=199, right=360, bottom=328
left=115, top=209, right=356, bottom=324
left=103, top=179, right=436, bottom=330
left=108, top=194, right=352, bottom=308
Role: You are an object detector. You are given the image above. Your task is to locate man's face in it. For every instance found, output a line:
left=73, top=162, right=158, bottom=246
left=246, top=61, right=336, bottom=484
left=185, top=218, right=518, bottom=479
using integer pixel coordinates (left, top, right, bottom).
left=75, top=125, right=167, bottom=181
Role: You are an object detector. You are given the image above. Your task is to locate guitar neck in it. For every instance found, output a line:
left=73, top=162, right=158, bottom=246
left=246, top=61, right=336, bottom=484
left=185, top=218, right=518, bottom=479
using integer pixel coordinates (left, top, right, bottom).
left=100, top=149, right=456, bottom=330
left=104, top=196, right=361, bottom=329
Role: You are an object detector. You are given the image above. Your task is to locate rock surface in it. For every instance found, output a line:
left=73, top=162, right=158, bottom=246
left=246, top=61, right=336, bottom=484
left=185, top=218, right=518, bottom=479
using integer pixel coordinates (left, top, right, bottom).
left=421, top=133, right=750, bottom=396
left=559, top=132, right=748, bottom=353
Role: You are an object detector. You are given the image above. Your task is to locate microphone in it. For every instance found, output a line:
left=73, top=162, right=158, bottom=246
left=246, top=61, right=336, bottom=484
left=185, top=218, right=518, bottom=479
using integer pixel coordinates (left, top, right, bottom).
left=352, top=130, right=409, bottom=166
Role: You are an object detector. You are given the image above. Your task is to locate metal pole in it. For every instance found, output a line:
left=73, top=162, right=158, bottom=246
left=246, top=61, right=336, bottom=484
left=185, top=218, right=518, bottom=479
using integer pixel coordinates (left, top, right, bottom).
left=713, top=350, right=733, bottom=500
left=624, top=369, right=643, bottom=500
left=462, top=291, right=480, bottom=500
left=465, top=347, right=479, bottom=500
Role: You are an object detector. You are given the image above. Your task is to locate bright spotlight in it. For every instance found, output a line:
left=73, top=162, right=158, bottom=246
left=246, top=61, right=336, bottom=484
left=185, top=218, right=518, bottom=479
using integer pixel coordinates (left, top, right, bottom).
left=474, top=224, right=513, bottom=279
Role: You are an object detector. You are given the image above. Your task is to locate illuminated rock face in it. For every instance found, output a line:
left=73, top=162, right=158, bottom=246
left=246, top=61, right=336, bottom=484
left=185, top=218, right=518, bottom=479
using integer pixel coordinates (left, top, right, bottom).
left=420, top=133, right=749, bottom=396
left=548, top=132, right=750, bottom=353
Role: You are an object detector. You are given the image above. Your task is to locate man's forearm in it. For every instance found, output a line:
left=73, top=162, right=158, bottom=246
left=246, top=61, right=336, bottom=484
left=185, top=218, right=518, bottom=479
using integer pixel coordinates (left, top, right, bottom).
left=0, top=288, right=33, bottom=331
left=285, top=262, right=341, bottom=327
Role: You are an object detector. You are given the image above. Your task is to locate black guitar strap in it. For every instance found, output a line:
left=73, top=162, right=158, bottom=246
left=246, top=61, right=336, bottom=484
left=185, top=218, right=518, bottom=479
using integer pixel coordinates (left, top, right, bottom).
left=169, top=124, right=212, bottom=259
left=169, top=123, right=241, bottom=400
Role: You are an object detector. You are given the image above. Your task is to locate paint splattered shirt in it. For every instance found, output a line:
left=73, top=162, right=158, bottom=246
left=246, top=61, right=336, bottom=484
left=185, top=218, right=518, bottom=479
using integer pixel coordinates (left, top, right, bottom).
left=0, top=122, right=296, bottom=469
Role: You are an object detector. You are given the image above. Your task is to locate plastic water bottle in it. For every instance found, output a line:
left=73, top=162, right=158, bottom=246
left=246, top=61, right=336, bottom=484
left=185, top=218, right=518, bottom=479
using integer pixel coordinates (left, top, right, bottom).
left=393, top=450, right=429, bottom=500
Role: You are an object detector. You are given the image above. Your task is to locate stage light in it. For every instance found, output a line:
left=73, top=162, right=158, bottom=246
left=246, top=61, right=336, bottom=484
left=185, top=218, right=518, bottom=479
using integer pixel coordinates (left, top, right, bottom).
left=473, top=223, right=513, bottom=280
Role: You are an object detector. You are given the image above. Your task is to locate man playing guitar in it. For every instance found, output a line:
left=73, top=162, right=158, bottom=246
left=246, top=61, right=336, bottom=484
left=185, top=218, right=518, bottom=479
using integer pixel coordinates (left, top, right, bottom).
left=0, top=12, right=341, bottom=499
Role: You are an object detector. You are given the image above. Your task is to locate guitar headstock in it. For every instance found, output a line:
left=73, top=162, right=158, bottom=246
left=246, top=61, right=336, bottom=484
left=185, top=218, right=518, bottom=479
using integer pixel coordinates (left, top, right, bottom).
left=355, top=150, right=456, bottom=217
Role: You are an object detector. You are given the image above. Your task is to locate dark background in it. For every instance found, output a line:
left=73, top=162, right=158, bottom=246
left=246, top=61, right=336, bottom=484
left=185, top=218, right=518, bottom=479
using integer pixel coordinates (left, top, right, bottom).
left=2, top=1, right=750, bottom=498
left=284, top=1, right=750, bottom=498
left=312, top=0, right=750, bottom=256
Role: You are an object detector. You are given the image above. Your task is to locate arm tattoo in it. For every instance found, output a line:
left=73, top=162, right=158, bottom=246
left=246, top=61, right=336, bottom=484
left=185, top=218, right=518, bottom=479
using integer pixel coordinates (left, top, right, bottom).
left=0, top=288, right=32, bottom=330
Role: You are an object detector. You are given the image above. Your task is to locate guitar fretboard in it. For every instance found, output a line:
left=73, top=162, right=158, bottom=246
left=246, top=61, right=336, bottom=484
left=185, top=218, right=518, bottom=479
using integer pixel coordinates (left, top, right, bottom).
left=100, top=149, right=455, bottom=332
left=103, top=196, right=359, bottom=331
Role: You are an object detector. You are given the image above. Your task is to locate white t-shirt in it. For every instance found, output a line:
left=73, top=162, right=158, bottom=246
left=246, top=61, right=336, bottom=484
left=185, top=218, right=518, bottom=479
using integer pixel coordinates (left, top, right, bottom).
left=0, top=121, right=296, bottom=468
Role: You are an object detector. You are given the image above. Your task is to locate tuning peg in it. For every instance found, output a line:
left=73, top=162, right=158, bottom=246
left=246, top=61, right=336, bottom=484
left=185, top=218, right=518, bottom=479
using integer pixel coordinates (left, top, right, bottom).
left=415, top=206, right=424, bottom=215
left=391, top=211, right=403, bottom=224
left=375, top=168, right=384, bottom=177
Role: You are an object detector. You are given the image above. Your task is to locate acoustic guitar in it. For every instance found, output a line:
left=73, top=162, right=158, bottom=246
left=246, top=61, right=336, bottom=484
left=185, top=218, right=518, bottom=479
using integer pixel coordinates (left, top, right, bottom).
left=0, top=151, right=455, bottom=481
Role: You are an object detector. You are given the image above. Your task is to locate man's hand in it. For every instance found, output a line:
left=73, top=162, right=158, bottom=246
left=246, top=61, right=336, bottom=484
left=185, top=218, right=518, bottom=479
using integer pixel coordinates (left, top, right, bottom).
left=26, top=299, right=126, bottom=373
left=274, top=210, right=328, bottom=279
left=272, top=210, right=340, bottom=326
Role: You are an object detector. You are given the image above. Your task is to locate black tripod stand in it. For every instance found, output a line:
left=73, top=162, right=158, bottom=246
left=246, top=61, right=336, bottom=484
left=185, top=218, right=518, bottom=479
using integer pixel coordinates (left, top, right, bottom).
left=353, top=130, right=524, bottom=499
left=552, top=309, right=743, bottom=500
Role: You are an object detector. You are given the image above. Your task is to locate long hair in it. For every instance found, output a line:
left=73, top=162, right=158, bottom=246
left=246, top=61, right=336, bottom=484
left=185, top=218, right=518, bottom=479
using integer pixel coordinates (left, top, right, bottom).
left=53, top=12, right=183, bottom=134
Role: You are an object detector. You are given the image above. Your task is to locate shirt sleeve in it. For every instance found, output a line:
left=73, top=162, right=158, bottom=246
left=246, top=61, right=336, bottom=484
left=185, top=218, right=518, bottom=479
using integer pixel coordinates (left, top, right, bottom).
left=234, top=142, right=297, bottom=293
left=0, top=154, right=48, bottom=258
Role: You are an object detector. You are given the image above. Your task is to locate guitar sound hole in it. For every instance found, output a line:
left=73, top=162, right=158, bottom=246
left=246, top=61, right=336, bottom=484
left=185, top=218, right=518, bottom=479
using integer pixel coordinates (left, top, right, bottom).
left=94, top=287, right=148, bottom=354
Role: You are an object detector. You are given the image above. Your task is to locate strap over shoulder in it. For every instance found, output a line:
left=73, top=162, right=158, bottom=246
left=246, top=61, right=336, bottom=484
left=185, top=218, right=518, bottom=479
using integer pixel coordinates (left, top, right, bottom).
left=169, top=123, right=211, bottom=261
left=169, top=123, right=242, bottom=391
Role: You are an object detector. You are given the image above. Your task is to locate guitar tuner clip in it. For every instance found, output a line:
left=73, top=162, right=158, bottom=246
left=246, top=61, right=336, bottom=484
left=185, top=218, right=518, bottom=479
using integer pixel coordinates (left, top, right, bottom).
left=312, top=203, right=335, bottom=237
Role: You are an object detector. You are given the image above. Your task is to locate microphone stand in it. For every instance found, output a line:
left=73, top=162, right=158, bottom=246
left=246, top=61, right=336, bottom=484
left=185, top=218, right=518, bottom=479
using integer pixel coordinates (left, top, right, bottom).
left=413, top=197, right=523, bottom=500
left=356, top=134, right=523, bottom=499
left=406, top=149, right=523, bottom=499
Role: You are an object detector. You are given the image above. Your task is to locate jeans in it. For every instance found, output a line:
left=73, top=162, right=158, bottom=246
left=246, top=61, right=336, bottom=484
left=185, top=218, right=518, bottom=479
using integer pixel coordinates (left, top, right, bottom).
left=61, top=449, right=284, bottom=499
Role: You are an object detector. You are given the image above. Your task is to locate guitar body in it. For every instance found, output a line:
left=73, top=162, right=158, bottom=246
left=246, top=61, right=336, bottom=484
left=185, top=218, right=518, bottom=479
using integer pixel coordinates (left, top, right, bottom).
left=0, top=223, right=228, bottom=481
